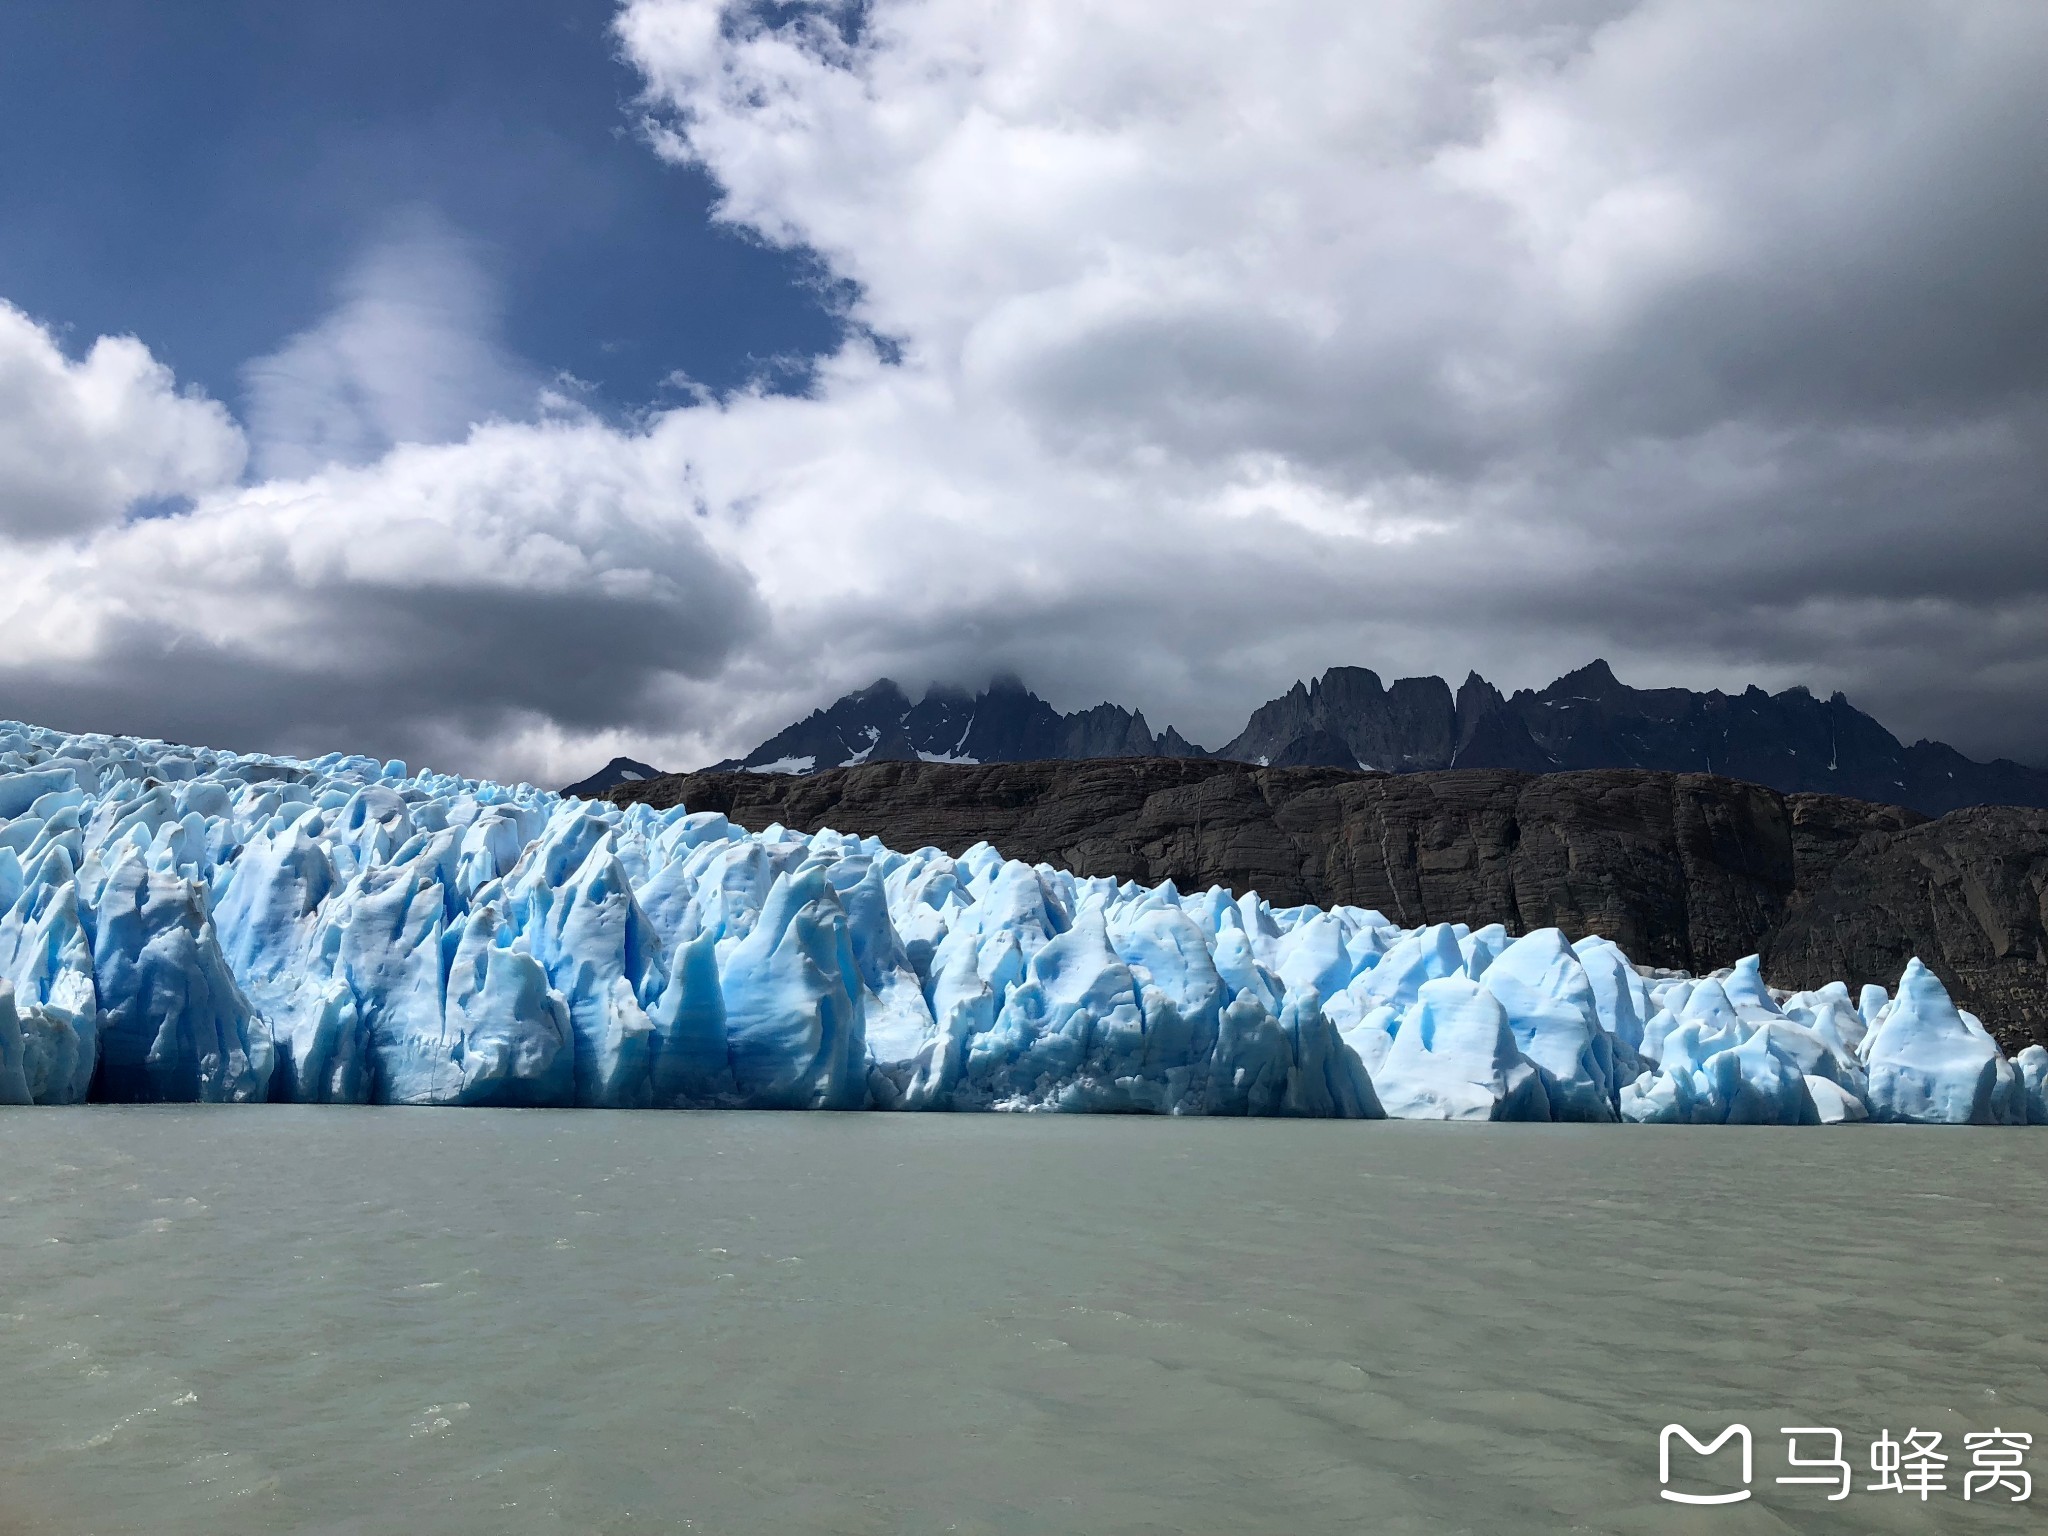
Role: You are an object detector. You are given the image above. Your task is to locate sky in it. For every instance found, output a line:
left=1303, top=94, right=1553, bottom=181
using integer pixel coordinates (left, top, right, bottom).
left=0, top=0, right=2044, bottom=785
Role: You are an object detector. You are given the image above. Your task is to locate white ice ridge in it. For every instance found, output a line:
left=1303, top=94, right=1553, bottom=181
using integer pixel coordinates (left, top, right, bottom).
left=0, top=720, right=2040, bottom=1123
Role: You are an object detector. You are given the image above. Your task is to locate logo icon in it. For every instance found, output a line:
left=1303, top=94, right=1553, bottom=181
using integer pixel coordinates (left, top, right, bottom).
left=1660, top=1423, right=1753, bottom=1505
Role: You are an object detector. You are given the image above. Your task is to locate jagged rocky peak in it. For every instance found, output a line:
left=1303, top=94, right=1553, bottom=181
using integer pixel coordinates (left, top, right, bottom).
left=560, top=755, right=665, bottom=797
left=1450, top=672, right=1552, bottom=772
left=1220, top=665, right=1455, bottom=771
left=715, top=677, right=921, bottom=774
left=1538, top=657, right=1626, bottom=699
left=715, top=672, right=1190, bottom=774
left=1060, top=701, right=1158, bottom=758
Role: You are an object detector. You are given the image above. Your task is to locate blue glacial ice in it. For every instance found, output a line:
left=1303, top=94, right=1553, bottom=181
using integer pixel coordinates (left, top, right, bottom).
left=1371, top=977, right=1550, bottom=1121
left=0, top=719, right=2039, bottom=1123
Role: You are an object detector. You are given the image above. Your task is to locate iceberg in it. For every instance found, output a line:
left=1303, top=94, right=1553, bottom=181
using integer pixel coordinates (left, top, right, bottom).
left=0, top=719, right=2038, bottom=1122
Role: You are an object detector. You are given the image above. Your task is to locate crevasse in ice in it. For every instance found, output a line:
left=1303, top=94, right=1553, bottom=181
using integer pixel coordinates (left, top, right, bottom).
left=0, top=721, right=2035, bottom=1123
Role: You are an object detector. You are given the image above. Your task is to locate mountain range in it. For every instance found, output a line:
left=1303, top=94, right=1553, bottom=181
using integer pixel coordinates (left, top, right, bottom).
left=706, top=675, right=1206, bottom=777
left=577, top=662, right=2048, bottom=817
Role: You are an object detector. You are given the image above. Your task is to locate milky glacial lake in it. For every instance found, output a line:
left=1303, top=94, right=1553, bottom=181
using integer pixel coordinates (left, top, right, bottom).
left=3, top=1110, right=2044, bottom=1534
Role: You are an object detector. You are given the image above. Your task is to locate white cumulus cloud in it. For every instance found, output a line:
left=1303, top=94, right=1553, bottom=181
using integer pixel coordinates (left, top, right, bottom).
left=0, top=302, right=245, bottom=541
left=0, top=416, right=761, bottom=781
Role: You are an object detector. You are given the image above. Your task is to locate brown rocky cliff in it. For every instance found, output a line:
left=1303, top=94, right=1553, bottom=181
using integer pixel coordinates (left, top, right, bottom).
left=1764, top=804, right=2048, bottom=1046
left=607, top=758, right=2044, bottom=1049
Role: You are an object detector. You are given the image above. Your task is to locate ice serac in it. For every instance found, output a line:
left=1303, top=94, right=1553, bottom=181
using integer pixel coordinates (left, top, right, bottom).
left=1202, top=985, right=1380, bottom=1118
left=1805, top=1075, right=1868, bottom=1124
left=720, top=867, right=867, bottom=1109
left=1477, top=929, right=1616, bottom=1121
left=1620, top=971, right=1836, bottom=1125
left=89, top=846, right=270, bottom=1103
left=836, top=855, right=936, bottom=1104
left=1357, top=923, right=1464, bottom=1012
left=1862, top=959, right=2020, bottom=1125
left=0, top=981, right=32, bottom=1104
left=1373, top=977, right=1550, bottom=1121
left=965, top=909, right=1147, bottom=1110
left=0, top=719, right=2039, bottom=1122
left=510, top=814, right=668, bottom=1108
left=1574, top=937, right=1649, bottom=1051
left=438, top=908, right=574, bottom=1106
left=905, top=927, right=993, bottom=1108
left=2016, top=1045, right=2048, bottom=1125
left=0, top=830, right=100, bottom=1104
left=648, top=931, right=735, bottom=1107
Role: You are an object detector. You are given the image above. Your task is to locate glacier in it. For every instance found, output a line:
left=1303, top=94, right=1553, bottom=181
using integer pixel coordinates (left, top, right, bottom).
left=0, top=719, right=2039, bottom=1124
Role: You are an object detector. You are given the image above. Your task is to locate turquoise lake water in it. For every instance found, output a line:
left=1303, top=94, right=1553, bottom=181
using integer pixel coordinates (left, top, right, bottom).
left=3, top=1109, right=2043, bottom=1534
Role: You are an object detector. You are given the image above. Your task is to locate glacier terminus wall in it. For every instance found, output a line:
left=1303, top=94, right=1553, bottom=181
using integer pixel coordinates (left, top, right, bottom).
left=2, top=721, right=2042, bottom=1125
